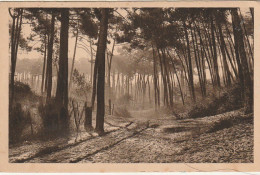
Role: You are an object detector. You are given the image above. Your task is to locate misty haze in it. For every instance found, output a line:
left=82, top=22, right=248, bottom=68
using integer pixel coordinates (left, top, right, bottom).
left=9, top=8, right=253, bottom=163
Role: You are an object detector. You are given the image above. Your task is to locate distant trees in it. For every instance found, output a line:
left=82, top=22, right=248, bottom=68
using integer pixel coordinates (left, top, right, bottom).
left=116, top=8, right=253, bottom=113
left=10, top=7, right=253, bottom=138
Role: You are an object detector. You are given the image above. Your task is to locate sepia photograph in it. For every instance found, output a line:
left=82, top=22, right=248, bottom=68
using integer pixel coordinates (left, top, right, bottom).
left=8, top=6, right=254, bottom=163
left=0, top=1, right=259, bottom=172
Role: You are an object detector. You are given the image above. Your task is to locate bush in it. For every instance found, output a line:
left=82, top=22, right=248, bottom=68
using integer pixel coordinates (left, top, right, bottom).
left=38, top=99, right=60, bottom=136
left=12, top=81, right=31, bottom=95
left=38, top=99, right=70, bottom=138
left=113, top=106, right=132, bottom=118
left=116, top=94, right=133, bottom=105
left=9, top=103, right=31, bottom=144
left=207, top=112, right=253, bottom=133
left=188, top=84, right=243, bottom=118
left=208, top=119, right=233, bottom=133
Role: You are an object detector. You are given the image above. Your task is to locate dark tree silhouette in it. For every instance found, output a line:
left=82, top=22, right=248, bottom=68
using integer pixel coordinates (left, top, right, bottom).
left=95, top=8, right=109, bottom=134
left=231, top=8, right=253, bottom=113
left=46, top=10, right=55, bottom=102
left=56, top=8, right=70, bottom=133
left=9, top=8, right=23, bottom=107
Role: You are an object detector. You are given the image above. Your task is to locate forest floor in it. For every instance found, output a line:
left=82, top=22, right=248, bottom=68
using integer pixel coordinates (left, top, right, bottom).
left=9, top=108, right=253, bottom=163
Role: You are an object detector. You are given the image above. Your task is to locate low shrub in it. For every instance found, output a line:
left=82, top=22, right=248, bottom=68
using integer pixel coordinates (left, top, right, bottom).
left=9, top=103, right=31, bottom=144
left=38, top=99, right=70, bottom=138
left=113, top=106, right=132, bottom=118
left=11, top=81, right=32, bottom=95
left=207, top=112, right=253, bottom=133
left=208, top=119, right=233, bottom=133
left=188, top=83, right=244, bottom=118
left=116, top=94, right=133, bottom=105
left=38, top=99, right=60, bottom=136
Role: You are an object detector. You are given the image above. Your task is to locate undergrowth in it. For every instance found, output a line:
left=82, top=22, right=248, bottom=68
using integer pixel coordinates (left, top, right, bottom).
left=9, top=82, right=34, bottom=144
left=174, top=83, right=250, bottom=119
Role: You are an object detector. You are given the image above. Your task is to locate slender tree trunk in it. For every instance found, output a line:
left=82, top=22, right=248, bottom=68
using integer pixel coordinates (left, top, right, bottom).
left=107, top=37, right=115, bottom=115
left=46, top=12, right=55, bottom=102
left=89, top=39, right=94, bottom=85
left=157, top=48, right=168, bottom=106
left=183, top=21, right=196, bottom=102
left=216, top=19, right=232, bottom=86
left=69, top=21, right=79, bottom=92
left=10, top=9, right=23, bottom=107
left=41, top=34, right=47, bottom=95
left=91, top=54, right=98, bottom=110
left=152, top=45, right=159, bottom=109
left=210, top=14, right=221, bottom=88
left=10, top=15, right=16, bottom=107
left=161, top=49, right=173, bottom=107
left=190, top=23, right=204, bottom=97
left=231, top=8, right=253, bottom=113
left=239, top=9, right=253, bottom=62
left=167, top=50, right=185, bottom=105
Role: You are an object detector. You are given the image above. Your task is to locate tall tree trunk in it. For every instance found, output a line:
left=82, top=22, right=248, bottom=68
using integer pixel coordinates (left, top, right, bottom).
left=216, top=19, right=232, bottom=86
left=190, top=23, right=204, bottom=97
left=231, top=8, right=253, bottom=113
left=239, top=9, right=253, bottom=62
left=45, top=34, right=50, bottom=92
left=152, top=45, right=159, bottom=109
left=157, top=48, right=168, bottom=106
left=95, top=9, right=109, bottom=134
left=69, top=21, right=79, bottom=93
left=10, top=14, right=16, bottom=108
left=91, top=53, right=98, bottom=110
left=90, top=39, right=94, bottom=85
left=210, top=14, right=221, bottom=88
left=167, top=50, right=185, bottom=105
left=183, top=21, right=196, bottom=102
left=41, top=34, right=47, bottom=94
left=9, top=8, right=23, bottom=107
left=46, top=12, right=55, bottom=102
left=107, top=37, right=116, bottom=115
left=161, top=49, right=173, bottom=107
left=56, top=8, right=70, bottom=132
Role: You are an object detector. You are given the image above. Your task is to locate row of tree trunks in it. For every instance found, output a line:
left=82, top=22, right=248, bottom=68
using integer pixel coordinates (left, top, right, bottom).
left=183, top=21, right=196, bottom=102
left=9, top=8, right=23, bottom=107
left=231, top=8, right=253, bottom=113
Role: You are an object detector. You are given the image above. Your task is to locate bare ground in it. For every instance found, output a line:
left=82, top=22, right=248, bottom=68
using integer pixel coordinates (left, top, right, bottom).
left=9, top=109, right=253, bottom=163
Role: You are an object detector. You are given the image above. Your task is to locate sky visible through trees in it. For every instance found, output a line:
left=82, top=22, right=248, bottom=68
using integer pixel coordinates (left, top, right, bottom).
left=8, top=7, right=254, bottom=163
